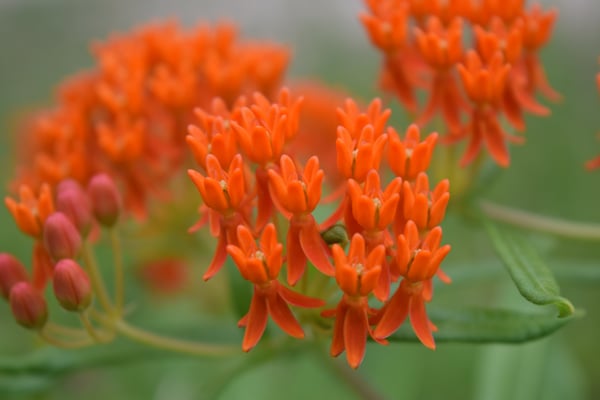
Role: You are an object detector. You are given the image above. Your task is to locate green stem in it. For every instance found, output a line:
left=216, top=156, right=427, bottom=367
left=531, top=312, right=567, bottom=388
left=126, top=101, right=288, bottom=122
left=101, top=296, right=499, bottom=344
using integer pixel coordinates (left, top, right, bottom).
left=113, top=319, right=238, bottom=357
left=79, top=311, right=113, bottom=343
left=39, top=329, right=94, bottom=349
left=45, top=322, right=88, bottom=339
left=110, top=228, right=125, bottom=312
left=81, top=241, right=115, bottom=315
left=480, top=200, right=600, bottom=241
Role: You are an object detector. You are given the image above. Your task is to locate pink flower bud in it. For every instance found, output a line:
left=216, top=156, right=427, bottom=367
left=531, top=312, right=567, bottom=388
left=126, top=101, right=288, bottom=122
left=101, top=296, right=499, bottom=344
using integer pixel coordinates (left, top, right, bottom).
left=56, top=179, right=93, bottom=236
left=0, top=253, right=29, bottom=300
left=87, top=173, right=122, bottom=227
left=9, top=282, right=48, bottom=330
left=53, top=259, right=92, bottom=312
left=43, top=212, right=82, bottom=262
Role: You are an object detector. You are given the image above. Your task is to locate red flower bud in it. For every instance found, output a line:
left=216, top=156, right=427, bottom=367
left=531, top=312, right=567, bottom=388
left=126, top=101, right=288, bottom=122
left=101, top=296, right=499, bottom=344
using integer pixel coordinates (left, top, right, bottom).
left=53, top=259, right=92, bottom=312
left=56, top=179, right=93, bottom=236
left=9, top=282, right=48, bottom=330
left=0, top=253, right=29, bottom=300
left=87, top=174, right=122, bottom=227
left=43, top=212, right=82, bottom=262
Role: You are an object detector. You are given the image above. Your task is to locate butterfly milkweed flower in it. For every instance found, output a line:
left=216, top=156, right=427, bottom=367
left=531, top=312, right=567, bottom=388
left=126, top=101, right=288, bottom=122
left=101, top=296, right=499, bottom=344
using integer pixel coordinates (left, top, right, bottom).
left=226, top=224, right=324, bottom=352
left=346, top=169, right=402, bottom=300
left=5, top=184, right=54, bottom=238
left=268, top=155, right=334, bottom=285
left=374, top=221, right=451, bottom=348
left=387, top=124, right=438, bottom=182
left=454, top=50, right=515, bottom=167
left=188, top=154, right=249, bottom=281
left=322, top=233, right=387, bottom=369
left=414, top=17, right=467, bottom=132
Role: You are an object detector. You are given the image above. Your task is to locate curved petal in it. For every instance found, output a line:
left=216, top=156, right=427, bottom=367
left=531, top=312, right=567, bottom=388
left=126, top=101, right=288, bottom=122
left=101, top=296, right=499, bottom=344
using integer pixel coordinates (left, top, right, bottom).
left=343, top=304, right=368, bottom=369
left=373, top=285, right=410, bottom=339
left=202, top=230, right=228, bottom=281
left=409, top=295, right=435, bottom=350
left=242, top=290, right=269, bottom=352
left=278, top=284, right=325, bottom=308
left=299, top=219, right=334, bottom=276
left=267, top=291, right=304, bottom=339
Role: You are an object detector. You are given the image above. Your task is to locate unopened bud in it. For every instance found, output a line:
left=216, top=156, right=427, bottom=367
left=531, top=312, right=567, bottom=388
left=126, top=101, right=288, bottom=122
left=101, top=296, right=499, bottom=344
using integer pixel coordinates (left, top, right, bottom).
left=87, top=173, right=121, bottom=227
left=43, top=212, right=82, bottom=262
left=53, top=259, right=92, bottom=312
left=321, top=224, right=349, bottom=248
left=0, top=253, right=29, bottom=300
left=56, top=179, right=93, bottom=236
left=9, top=282, right=48, bottom=330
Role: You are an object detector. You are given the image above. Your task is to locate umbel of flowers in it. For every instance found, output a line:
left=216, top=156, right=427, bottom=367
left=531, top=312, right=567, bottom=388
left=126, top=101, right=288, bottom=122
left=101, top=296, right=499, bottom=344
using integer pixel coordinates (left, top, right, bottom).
left=0, top=0, right=564, bottom=370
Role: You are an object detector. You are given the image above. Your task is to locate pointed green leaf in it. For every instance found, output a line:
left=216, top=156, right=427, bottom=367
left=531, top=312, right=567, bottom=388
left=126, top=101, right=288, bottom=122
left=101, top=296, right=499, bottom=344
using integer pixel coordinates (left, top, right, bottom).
left=483, top=219, right=575, bottom=317
left=386, top=308, right=578, bottom=344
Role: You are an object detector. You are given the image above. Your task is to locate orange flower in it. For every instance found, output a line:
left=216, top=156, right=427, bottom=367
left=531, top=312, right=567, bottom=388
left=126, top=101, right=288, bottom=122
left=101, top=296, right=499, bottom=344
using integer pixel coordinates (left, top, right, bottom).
left=393, top=221, right=451, bottom=281
left=347, top=169, right=401, bottom=300
left=397, top=172, right=450, bottom=234
left=231, top=89, right=302, bottom=166
left=188, top=154, right=247, bottom=216
left=473, top=18, right=551, bottom=132
left=5, top=184, right=54, bottom=238
left=336, top=124, right=388, bottom=183
left=268, top=155, right=334, bottom=284
left=414, top=17, right=467, bottom=131
left=347, top=170, right=402, bottom=234
left=360, top=0, right=408, bottom=52
left=227, top=224, right=324, bottom=352
left=520, top=4, right=561, bottom=102
left=187, top=98, right=240, bottom=171
left=188, top=154, right=249, bottom=280
left=455, top=50, right=516, bottom=167
left=387, top=124, right=438, bottom=181
left=231, top=88, right=304, bottom=229
left=337, top=98, right=391, bottom=141
left=322, top=233, right=387, bottom=368
left=375, top=220, right=451, bottom=348
left=408, top=0, right=471, bottom=26
left=469, top=0, right=524, bottom=26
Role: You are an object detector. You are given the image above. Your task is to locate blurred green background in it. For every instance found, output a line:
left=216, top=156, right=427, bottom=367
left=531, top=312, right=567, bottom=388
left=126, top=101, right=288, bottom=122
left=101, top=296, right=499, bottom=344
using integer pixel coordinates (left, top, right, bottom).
left=1, top=0, right=599, bottom=399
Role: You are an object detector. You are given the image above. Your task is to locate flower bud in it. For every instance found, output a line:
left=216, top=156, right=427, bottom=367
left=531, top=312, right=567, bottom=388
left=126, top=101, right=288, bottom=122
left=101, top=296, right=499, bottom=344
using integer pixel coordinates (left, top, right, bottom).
left=0, top=253, right=29, bottom=300
left=87, top=173, right=122, bottom=227
left=53, top=259, right=92, bottom=312
left=56, top=179, right=93, bottom=236
left=9, top=282, right=48, bottom=330
left=43, top=212, right=82, bottom=262
left=321, top=224, right=349, bottom=247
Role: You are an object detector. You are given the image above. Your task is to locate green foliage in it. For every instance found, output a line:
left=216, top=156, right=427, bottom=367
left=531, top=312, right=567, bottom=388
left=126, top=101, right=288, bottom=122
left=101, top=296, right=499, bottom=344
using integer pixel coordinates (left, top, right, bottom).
left=483, top=218, right=575, bottom=318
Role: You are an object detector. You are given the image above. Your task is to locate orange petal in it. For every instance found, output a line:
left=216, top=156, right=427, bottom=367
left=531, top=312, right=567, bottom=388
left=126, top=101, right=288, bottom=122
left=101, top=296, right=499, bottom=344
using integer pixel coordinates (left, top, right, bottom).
left=409, top=295, right=435, bottom=349
left=278, top=284, right=325, bottom=308
left=373, top=285, right=410, bottom=339
left=286, top=223, right=306, bottom=285
left=267, top=291, right=304, bottom=339
left=242, top=291, right=269, bottom=352
left=330, top=302, right=348, bottom=357
left=299, top=218, right=334, bottom=276
left=344, top=305, right=368, bottom=369
left=202, top=230, right=228, bottom=281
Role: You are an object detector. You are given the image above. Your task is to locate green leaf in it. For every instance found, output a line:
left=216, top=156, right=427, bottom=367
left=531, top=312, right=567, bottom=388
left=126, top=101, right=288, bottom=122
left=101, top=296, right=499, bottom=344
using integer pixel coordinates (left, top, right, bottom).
left=386, top=308, right=578, bottom=344
left=482, top=219, right=575, bottom=317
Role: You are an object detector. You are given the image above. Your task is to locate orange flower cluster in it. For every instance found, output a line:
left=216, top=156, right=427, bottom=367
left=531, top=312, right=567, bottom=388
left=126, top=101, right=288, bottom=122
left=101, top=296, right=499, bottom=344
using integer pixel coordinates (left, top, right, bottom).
left=9, top=21, right=289, bottom=219
left=188, top=91, right=450, bottom=367
left=361, top=0, right=559, bottom=166
left=2, top=17, right=456, bottom=370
